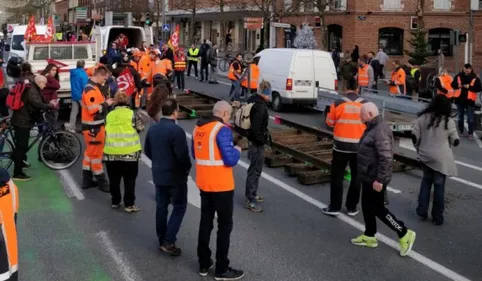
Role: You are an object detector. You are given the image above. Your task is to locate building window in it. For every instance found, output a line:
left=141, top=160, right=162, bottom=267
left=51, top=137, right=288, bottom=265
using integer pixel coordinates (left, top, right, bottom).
left=327, top=24, right=342, bottom=51
left=381, top=0, right=404, bottom=10
left=378, top=27, right=404, bottom=56
left=428, top=28, right=453, bottom=56
left=433, top=0, right=451, bottom=10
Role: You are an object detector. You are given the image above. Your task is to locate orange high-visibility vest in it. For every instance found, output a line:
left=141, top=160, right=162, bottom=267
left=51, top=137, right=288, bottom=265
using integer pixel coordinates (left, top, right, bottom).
left=326, top=94, right=367, bottom=153
left=81, top=83, right=106, bottom=130
left=0, top=180, right=19, bottom=280
left=357, top=64, right=369, bottom=87
left=453, top=76, right=477, bottom=102
left=437, top=74, right=455, bottom=98
left=241, top=64, right=260, bottom=89
left=193, top=121, right=235, bottom=192
left=228, top=61, right=242, bottom=81
left=174, top=55, right=187, bottom=71
left=389, top=68, right=406, bottom=95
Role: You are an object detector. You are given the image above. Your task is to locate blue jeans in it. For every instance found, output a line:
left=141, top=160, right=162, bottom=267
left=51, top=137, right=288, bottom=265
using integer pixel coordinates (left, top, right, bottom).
left=416, top=164, right=446, bottom=224
left=456, top=104, right=475, bottom=134
left=155, top=183, right=188, bottom=246
left=229, top=80, right=240, bottom=101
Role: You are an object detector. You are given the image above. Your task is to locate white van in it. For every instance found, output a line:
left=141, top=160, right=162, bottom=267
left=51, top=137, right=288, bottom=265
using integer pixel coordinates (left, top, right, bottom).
left=93, top=25, right=152, bottom=59
left=10, top=25, right=47, bottom=60
left=255, top=48, right=338, bottom=111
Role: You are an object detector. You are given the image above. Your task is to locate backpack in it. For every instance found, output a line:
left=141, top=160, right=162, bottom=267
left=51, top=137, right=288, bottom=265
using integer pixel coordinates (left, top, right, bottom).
left=234, top=103, right=255, bottom=132
left=6, top=81, right=30, bottom=111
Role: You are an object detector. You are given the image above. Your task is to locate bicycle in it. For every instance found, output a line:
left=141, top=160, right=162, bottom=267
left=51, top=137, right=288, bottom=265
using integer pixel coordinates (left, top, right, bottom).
left=0, top=111, right=82, bottom=170
left=219, top=53, right=234, bottom=72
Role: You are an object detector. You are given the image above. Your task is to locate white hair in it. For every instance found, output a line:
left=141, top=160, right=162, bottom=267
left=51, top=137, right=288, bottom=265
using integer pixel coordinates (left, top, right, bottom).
left=212, top=101, right=232, bottom=116
left=34, top=75, right=47, bottom=84
left=361, top=102, right=379, bottom=118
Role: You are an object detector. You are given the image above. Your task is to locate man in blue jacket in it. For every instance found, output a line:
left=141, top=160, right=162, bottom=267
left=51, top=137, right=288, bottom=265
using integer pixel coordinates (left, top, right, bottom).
left=145, top=99, right=192, bottom=256
left=66, top=60, right=89, bottom=133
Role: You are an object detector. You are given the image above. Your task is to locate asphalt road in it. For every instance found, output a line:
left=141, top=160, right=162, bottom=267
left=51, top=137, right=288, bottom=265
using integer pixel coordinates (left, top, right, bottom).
left=14, top=73, right=482, bottom=281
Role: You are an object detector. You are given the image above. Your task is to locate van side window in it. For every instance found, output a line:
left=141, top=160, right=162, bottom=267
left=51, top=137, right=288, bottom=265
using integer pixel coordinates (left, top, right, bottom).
left=33, top=47, right=49, bottom=60
left=51, top=46, right=73, bottom=60
left=74, top=46, right=88, bottom=59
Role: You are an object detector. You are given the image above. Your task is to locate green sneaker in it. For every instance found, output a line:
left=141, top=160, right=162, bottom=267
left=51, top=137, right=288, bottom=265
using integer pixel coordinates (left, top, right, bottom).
left=351, top=234, right=378, bottom=248
left=399, top=229, right=416, bottom=256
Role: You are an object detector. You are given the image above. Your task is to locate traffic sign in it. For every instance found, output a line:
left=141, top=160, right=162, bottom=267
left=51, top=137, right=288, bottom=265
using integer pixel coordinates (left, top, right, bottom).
left=163, top=24, right=170, bottom=32
left=271, top=22, right=290, bottom=28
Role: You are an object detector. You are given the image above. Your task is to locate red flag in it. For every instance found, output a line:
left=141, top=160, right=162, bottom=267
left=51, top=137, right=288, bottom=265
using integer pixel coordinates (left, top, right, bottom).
left=167, top=25, right=180, bottom=51
left=24, top=16, right=38, bottom=42
left=117, top=68, right=136, bottom=96
left=44, top=16, right=54, bottom=42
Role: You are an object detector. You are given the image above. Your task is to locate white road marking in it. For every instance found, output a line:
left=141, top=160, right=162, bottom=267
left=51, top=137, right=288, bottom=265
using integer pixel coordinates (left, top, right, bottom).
left=464, top=123, right=482, bottom=149
left=450, top=177, right=482, bottom=191
left=399, top=138, right=482, bottom=172
left=58, top=169, right=85, bottom=200
left=185, top=131, right=472, bottom=281
left=95, top=231, right=144, bottom=281
left=386, top=186, right=402, bottom=194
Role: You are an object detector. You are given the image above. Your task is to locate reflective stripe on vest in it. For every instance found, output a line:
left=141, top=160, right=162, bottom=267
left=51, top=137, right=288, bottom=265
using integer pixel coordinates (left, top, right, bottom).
left=358, top=65, right=369, bottom=87
left=332, top=97, right=366, bottom=152
left=188, top=48, right=199, bottom=61
left=389, top=68, right=406, bottom=95
left=0, top=180, right=19, bottom=280
left=174, top=59, right=187, bottom=71
left=193, top=121, right=235, bottom=192
left=104, top=107, right=142, bottom=155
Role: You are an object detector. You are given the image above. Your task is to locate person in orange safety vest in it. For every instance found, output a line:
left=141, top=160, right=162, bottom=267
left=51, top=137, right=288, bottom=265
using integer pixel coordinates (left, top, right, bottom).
left=322, top=77, right=366, bottom=216
left=228, top=54, right=243, bottom=101
left=387, top=60, right=406, bottom=95
left=356, top=55, right=374, bottom=93
left=192, top=100, right=245, bottom=280
left=240, top=62, right=260, bottom=95
left=81, top=65, right=115, bottom=192
left=0, top=169, right=19, bottom=281
left=173, top=48, right=187, bottom=90
left=435, top=67, right=457, bottom=99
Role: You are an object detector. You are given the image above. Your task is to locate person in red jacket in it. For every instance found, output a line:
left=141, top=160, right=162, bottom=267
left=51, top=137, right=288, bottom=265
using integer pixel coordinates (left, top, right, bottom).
left=40, top=64, right=61, bottom=126
left=173, top=49, right=187, bottom=90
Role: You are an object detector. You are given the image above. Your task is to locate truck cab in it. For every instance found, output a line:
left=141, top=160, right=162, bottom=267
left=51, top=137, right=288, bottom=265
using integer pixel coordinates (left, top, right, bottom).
left=27, top=42, right=97, bottom=108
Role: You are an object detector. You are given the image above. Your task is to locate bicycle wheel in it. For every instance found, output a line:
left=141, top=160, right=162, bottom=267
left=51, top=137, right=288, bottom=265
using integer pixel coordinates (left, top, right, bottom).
left=0, top=139, right=14, bottom=170
left=219, top=59, right=230, bottom=72
left=226, top=44, right=233, bottom=52
left=39, top=130, right=82, bottom=170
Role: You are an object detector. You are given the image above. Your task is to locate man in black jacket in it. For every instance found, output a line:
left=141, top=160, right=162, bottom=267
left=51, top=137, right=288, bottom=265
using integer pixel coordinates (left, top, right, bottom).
left=245, top=88, right=269, bottom=212
left=11, top=75, right=58, bottom=180
left=367, top=51, right=381, bottom=89
left=451, top=64, right=482, bottom=139
left=199, top=40, right=211, bottom=82
left=353, top=102, right=416, bottom=256
left=145, top=99, right=191, bottom=256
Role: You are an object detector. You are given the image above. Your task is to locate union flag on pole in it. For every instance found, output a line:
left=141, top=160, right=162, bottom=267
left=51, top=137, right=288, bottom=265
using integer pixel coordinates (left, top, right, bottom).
left=117, top=68, right=136, bottom=96
left=167, top=25, right=180, bottom=51
left=44, top=16, right=54, bottom=42
left=24, top=16, right=38, bottom=43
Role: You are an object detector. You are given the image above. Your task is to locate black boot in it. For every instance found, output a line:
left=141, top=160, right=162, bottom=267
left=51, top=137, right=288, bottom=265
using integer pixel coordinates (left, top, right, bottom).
left=384, top=190, right=389, bottom=205
left=81, top=170, right=97, bottom=189
left=95, top=173, right=110, bottom=193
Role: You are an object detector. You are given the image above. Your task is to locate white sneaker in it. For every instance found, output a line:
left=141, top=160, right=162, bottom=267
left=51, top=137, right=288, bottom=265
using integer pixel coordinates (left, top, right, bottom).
left=64, top=123, right=76, bottom=134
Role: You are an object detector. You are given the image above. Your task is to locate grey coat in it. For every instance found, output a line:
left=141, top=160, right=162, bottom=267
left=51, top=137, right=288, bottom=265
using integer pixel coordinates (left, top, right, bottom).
left=357, top=115, right=394, bottom=185
left=411, top=114, right=459, bottom=176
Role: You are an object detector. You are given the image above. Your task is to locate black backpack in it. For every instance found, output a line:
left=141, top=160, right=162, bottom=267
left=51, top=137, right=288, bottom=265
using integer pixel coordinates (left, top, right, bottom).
left=6, top=57, right=23, bottom=78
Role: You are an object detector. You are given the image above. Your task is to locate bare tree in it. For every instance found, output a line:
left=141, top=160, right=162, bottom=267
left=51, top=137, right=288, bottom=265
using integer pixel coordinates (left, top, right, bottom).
left=208, top=0, right=229, bottom=48
left=301, top=0, right=338, bottom=50
left=173, top=0, right=198, bottom=43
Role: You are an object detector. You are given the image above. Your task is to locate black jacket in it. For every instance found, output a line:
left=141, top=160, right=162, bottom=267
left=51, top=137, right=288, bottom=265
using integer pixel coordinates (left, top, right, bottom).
left=144, top=118, right=192, bottom=186
left=368, top=59, right=381, bottom=79
left=450, top=72, right=482, bottom=106
left=247, top=94, right=269, bottom=146
left=357, top=115, right=394, bottom=186
left=11, top=83, right=53, bottom=128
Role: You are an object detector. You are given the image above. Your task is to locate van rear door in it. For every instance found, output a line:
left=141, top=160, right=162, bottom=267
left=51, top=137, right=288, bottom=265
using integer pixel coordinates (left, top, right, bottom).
left=291, top=50, right=315, bottom=99
left=314, top=52, right=337, bottom=91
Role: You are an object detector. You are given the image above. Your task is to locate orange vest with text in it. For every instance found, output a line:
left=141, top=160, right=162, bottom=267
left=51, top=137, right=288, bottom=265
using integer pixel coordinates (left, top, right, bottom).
left=193, top=121, right=235, bottom=192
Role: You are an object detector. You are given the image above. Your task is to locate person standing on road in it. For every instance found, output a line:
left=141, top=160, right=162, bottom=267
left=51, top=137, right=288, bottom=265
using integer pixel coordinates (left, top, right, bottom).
left=81, top=66, right=114, bottom=192
left=322, top=78, right=366, bottom=216
left=0, top=168, right=20, bottom=281
left=366, top=52, right=381, bottom=90
left=356, top=55, right=374, bottom=94
left=340, top=58, right=357, bottom=91
left=199, top=40, right=211, bottom=82
left=450, top=64, right=481, bottom=139
left=352, top=102, right=416, bottom=256
left=412, top=95, right=459, bottom=226
left=145, top=99, right=191, bottom=256
left=187, top=43, right=200, bottom=79
left=173, top=48, right=187, bottom=91
left=228, top=54, right=243, bottom=102
left=10, top=75, right=58, bottom=181
left=375, top=48, right=389, bottom=79
left=104, top=90, right=143, bottom=212
left=387, top=60, right=406, bottom=95
left=192, top=101, right=244, bottom=280
left=435, top=67, right=455, bottom=100
left=244, top=84, right=270, bottom=213
left=208, top=43, right=219, bottom=84
left=66, top=60, right=89, bottom=133
left=40, top=64, right=61, bottom=125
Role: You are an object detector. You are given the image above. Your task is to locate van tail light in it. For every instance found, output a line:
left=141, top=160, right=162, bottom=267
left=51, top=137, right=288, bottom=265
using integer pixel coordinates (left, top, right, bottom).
left=286, top=79, right=293, bottom=91
left=274, top=116, right=281, bottom=124
left=335, top=80, right=338, bottom=91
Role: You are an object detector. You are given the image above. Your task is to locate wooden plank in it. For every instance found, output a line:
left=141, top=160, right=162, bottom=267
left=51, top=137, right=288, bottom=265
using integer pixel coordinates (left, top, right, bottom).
left=292, top=141, right=333, bottom=152
left=274, top=136, right=318, bottom=145
left=297, top=170, right=331, bottom=185
left=284, top=163, right=314, bottom=177
left=265, top=154, right=294, bottom=168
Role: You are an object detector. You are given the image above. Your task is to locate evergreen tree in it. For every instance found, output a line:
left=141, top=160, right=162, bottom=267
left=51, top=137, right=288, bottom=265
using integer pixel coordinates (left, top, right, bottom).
left=404, top=27, right=432, bottom=65
left=293, top=24, right=317, bottom=50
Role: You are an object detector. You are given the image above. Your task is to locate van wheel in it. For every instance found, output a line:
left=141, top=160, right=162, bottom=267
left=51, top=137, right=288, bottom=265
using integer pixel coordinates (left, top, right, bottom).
left=272, top=93, right=283, bottom=112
